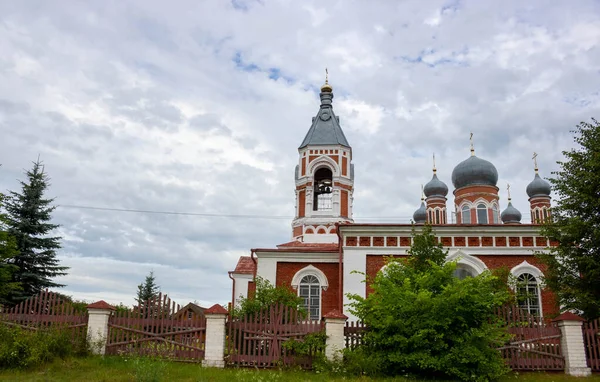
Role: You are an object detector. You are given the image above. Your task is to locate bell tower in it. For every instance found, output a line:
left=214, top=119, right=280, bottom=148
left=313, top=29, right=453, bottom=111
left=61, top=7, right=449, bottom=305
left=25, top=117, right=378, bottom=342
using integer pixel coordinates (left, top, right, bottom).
left=292, top=72, right=354, bottom=243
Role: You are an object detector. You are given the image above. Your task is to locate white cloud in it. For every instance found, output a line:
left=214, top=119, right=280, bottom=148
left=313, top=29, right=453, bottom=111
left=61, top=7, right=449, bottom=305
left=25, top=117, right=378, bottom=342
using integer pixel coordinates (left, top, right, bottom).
left=0, top=0, right=599, bottom=308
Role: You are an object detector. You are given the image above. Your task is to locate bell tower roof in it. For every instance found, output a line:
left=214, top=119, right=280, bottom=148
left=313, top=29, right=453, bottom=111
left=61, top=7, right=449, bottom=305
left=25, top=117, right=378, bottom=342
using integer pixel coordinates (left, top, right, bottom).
left=299, top=74, right=350, bottom=149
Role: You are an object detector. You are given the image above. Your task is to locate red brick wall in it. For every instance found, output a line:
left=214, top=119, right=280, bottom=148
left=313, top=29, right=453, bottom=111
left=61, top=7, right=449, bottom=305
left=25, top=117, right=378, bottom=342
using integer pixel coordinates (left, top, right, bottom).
left=341, top=190, right=348, bottom=217
left=476, top=255, right=558, bottom=317
left=342, top=156, right=348, bottom=176
left=298, top=190, right=305, bottom=217
left=363, top=254, right=558, bottom=317
left=276, top=262, right=340, bottom=317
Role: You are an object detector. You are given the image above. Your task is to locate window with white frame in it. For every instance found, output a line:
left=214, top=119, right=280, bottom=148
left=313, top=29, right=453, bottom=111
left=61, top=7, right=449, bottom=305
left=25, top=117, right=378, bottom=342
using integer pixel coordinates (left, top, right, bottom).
left=492, top=205, right=499, bottom=223
left=477, top=203, right=488, bottom=224
left=461, top=205, right=471, bottom=224
left=516, top=273, right=541, bottom=316
left=299, top=275, right=321, bottom=320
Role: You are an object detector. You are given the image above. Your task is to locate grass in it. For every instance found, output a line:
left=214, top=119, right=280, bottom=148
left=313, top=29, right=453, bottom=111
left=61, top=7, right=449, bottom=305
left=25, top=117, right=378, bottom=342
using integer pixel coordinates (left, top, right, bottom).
left=0, top=357, right=598, bottom=382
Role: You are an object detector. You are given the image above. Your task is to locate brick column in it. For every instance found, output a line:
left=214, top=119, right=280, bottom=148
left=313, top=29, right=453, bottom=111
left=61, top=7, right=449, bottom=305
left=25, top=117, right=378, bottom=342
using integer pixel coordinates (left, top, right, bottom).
left=324, top=310, right=347, bottom=361
left=202, top=304, right=228, bottom=368
left=553, top=312, right=591, bottom=377
left=86, top=301, right=115, bottom=355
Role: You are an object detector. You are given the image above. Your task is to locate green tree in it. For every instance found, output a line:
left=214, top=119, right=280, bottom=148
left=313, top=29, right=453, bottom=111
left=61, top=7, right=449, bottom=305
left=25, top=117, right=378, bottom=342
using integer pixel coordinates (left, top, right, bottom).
left=0, top=192, right=22, bottom=306
left=539, top=118, right=600, bottom=319
left=234, top=276, right=305, bottom=319
left=136, top=271, right=160, bottom=305
left=347, top=225, right=510, bottom=382
left=4, top=160, right=67, bottom=304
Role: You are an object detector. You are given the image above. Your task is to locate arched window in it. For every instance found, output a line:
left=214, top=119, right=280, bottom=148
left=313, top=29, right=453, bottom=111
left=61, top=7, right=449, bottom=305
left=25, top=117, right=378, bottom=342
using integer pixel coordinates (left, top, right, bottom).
left=313, top=167, right=333, bottom=211
left=299, top=275, right=321, bottom=320
left=492, top=205, right=499, bottom=224
left=477, top=203, right=488, bottom=224
left=517, top=273, right=541, bottom=316
left=461, top=205, right=471, bottom=224
left=452, top=265, right=477, bottom=280
left=435, top=209, right=441, bottom=225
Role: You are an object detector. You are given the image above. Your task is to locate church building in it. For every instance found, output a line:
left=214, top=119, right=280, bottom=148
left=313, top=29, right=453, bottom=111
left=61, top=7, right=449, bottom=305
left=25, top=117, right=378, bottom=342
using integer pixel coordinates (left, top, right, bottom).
left=229, top=77, right=557, bottom=321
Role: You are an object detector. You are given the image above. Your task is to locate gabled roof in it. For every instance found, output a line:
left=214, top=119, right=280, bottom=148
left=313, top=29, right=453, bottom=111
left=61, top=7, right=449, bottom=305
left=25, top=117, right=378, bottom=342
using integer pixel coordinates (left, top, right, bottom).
left=299, top=89, right=350, bottom=149
left=173, top=302, right=207, bottom=319
left=231, top=256, right=256, bottom=275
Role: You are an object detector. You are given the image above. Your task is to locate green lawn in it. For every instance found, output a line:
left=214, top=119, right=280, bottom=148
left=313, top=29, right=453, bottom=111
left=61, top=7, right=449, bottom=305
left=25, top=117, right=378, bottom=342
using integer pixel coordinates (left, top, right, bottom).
left=0, top=357, right=598, bottom=382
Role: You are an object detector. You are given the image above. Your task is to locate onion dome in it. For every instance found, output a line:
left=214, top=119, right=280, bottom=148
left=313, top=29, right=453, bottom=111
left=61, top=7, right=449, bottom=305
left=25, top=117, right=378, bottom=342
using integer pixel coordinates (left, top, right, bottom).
left=424, top=173, right=448, bottom=198
left=451, top=155, right=499, bottom=190
left=413, top=201, right=427, bottom=224
left=526, top=173, right=551, bottom=198
left=501, top=201, right=522, bottom=224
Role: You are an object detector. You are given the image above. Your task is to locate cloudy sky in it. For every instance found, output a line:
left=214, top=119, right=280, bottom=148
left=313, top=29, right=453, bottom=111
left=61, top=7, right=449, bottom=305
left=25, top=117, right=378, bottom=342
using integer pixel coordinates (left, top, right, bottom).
left=1, top=0, right=599, bottom=308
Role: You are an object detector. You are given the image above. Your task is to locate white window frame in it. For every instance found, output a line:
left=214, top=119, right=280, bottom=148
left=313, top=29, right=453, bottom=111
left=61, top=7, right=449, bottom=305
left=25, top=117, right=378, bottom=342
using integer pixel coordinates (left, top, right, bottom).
left=461, top=205, right=471, bottom=224
left=476, top=203, right=488, bottom=224
left=510, top=261, right=544, bottom=317
left=291, top=265, right=328, bottom=321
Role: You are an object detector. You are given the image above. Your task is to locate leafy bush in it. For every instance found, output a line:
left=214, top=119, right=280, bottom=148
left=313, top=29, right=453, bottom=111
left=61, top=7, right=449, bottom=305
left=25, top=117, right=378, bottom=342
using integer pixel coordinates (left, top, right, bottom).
left=0, top=323, right=88, bottom=369
left=233, top=276, right=306, bottom=319
left=346, top=225, right=511, bottom=382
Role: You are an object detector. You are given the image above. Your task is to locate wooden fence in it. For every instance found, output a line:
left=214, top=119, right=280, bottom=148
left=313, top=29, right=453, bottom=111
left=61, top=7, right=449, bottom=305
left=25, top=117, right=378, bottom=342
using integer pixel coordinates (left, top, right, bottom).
left=584, top=318, right=600, bottom=372
left=0, top=290, right=88, bottom=345
left=496, top=305, right=564, bottom=371
left=106, top=293, right=206, bottom=362
left=344, top=320, right=366, bottom=350
left=226, top=303, right=324, bottom=369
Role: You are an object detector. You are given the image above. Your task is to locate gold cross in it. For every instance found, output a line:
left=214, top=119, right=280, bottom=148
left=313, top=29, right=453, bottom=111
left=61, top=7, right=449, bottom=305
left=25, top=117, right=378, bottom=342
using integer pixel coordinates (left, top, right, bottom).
left=325, top=68, right=329, bottom=84
left=507, top=183, right=511, bottom=200
left=532, top=152, right=538, bottom=172
left=432, top=153, right=436, bottom=171
left=470, top=132, right=475, bottom=156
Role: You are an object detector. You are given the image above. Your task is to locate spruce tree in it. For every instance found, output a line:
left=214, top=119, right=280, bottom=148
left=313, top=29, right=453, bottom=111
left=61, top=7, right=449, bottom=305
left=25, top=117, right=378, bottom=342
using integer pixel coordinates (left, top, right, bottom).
left=0, top=191, right=22, bottom=306
left=538, top=118, right=600, bottom=319
left=4, top=159, right=67, bottom=303
left=136, top=271, right=160, bottom=305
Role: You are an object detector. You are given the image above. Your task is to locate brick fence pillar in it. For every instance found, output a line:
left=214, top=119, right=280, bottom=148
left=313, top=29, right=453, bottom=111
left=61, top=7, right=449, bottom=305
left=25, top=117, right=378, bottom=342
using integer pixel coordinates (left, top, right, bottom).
left=202, top=304, right=228, bottom=368
left=553, top=312, right=591, bottom=377
left=86, top=301, right=115, bottom=355
left=323, top=310, right=348, bottom=361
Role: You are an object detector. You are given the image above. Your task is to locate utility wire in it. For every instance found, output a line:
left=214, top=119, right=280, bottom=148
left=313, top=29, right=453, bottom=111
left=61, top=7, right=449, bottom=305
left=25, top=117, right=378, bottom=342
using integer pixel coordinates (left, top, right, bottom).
left=57, top=204, right=414, bottom=220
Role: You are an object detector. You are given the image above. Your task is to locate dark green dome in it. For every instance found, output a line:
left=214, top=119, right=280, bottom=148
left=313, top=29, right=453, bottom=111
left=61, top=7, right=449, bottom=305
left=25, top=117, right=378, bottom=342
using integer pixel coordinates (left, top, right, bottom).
left=526, top=173, right=551, bottom=197
left=412, top=201, right=427, bottom=224
left=424, top=173, right=448, bottom=197
left=501, top=201, right=522, bottom=224
left=451, top=155, right=498, bottom=190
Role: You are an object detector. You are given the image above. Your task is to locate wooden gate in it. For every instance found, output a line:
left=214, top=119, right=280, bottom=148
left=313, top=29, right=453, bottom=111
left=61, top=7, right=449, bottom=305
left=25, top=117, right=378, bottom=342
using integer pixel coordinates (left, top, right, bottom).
left=584, top=318, right=600, bottom=371
left=497, top=305, right=564, bottom=371
left=106, top=293, right=206, bottom=362
left=344, top=320, right=366, bottom=350
left=226, top=303, right=324, bottom=369
left=0, top=290, right=87, bottom=343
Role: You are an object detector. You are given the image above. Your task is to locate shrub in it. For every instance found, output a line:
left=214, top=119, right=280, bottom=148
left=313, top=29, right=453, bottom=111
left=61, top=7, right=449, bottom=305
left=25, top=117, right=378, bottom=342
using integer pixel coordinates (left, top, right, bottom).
left=0, top=323, right=88, bottom=369
left=346, top=225, right=511, bottom=382
left=233, top=277, right=306, bottom=319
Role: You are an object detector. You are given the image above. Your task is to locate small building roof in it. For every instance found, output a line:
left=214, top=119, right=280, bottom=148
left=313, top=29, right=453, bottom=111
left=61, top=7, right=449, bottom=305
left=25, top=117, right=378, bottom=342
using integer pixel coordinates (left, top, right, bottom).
left=231, top=256, right=256, bottom=275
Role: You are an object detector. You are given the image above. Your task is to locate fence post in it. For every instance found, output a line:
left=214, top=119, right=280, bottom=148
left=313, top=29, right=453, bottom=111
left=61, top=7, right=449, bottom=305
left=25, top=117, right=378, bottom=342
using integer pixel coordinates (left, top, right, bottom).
left=553, top=312, right=591, bottom=377
left=323, top=310, right=348, bottom=361
left=202, top=304, right=228, bottom=368
left=86, top=301, right=115, bottom=355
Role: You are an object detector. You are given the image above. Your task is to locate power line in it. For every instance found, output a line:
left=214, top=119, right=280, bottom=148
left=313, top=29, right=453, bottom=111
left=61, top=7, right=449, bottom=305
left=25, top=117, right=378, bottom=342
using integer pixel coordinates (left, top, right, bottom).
left=57, top=204, right=415, bottom=220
